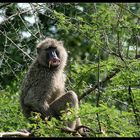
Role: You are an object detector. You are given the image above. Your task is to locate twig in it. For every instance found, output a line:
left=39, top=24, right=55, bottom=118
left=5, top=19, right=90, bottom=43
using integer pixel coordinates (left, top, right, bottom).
left=0, top=4, right=40, bottom=26
left=17, top=10, right=38, bottom=40
left=30, top=3, right=45, bottom=39
left=115, top=3, right=140, bottom=19
left=0, top=30, right=33, bottom=60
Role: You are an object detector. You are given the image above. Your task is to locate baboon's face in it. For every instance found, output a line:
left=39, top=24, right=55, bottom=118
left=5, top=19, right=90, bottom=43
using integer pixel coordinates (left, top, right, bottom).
left=36, top=38, right=67, bottom=69
left=40, top=46, right=60, bottom=68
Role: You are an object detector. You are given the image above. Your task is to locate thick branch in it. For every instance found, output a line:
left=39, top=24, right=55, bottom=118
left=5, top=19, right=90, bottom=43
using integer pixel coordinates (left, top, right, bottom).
left=0, top=131, right=31, bottom=137
left=79, top=68, right=120, bottom=101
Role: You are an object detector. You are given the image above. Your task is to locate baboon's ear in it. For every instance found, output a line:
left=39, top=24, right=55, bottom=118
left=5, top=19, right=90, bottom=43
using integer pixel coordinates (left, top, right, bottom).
left=58, top=41, right=64, bottom=46
left=37, top=47, right=41, bottom=54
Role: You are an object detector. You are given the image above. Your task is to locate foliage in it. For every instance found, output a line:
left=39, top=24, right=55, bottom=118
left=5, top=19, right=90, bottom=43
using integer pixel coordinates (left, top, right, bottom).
left=0, top=3, right=140, bottom=137
left=0, top=90, right=28, bottom=132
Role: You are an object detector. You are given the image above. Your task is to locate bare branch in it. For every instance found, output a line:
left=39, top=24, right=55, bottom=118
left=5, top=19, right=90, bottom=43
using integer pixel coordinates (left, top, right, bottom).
left=0, top=131, right=31, bottom=137
left=0, top=30, right=33, bottom=60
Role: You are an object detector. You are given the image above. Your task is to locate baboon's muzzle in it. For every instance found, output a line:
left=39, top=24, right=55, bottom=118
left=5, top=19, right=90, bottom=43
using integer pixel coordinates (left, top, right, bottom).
left=48, top=50, right=60, bottom=68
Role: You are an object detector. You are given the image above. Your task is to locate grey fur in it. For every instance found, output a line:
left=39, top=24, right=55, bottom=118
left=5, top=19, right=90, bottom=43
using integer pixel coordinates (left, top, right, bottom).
left=20, top=38, right=82, bottom=131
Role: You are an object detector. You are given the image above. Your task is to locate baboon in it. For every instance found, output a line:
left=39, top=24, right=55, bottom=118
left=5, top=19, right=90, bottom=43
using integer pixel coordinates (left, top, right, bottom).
left=20, top=38, right=87, bottom=136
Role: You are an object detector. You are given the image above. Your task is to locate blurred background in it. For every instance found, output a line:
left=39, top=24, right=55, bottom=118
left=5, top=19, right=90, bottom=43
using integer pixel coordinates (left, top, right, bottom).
left=0, top=3, right=140, bottom=137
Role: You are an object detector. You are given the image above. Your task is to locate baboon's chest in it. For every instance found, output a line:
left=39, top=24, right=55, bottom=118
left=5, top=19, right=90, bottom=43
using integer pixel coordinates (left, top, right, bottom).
left=43, top=74, right=65, bottom=103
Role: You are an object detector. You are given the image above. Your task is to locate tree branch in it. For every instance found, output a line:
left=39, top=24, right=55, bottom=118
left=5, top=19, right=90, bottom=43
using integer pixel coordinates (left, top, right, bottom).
left=0, top=30, right=33, bottom=60
left=79, top=68, right=120, bottom=101
left=0, top=131, right=31, bottom=137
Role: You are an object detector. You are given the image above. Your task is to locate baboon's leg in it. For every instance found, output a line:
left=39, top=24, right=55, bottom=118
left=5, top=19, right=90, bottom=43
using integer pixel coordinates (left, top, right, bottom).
left=46, top=91, right=79, bottom=130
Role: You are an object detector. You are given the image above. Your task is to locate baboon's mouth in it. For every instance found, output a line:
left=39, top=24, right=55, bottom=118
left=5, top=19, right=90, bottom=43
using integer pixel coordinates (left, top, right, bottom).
left=49, top=58, right=60, bottom=68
